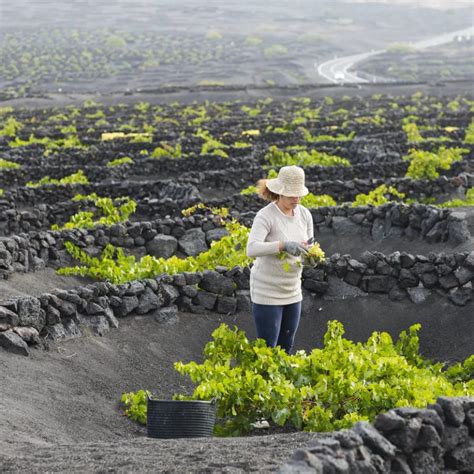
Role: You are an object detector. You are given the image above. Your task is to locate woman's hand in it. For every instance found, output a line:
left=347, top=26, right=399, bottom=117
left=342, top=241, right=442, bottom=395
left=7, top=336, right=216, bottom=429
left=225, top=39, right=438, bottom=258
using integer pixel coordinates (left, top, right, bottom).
left=282, top=241, right=309, bottom=256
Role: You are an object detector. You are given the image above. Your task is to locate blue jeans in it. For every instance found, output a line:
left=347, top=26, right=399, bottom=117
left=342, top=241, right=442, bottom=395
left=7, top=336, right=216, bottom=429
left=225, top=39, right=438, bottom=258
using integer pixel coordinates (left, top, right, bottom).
left=252, top=301, right=302, bottom=353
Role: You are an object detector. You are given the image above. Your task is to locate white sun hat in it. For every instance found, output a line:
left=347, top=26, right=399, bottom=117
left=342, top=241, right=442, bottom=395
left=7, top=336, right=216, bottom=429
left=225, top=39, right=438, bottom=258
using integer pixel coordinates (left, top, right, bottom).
left=266, top=165, right=309, bottom=197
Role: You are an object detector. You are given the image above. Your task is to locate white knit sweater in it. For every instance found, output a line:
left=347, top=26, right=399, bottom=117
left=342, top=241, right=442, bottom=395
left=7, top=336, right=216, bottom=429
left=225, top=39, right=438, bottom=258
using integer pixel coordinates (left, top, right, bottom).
left=246, top=202, right=314, bottom=305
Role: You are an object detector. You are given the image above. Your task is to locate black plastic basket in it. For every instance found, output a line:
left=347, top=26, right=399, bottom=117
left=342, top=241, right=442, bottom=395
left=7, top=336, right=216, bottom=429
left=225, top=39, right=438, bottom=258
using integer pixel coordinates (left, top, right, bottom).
left=147, top=397, right=216, bottom=439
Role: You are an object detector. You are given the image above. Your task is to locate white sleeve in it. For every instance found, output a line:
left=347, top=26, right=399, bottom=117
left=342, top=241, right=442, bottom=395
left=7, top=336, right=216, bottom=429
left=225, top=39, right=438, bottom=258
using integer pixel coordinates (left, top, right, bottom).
left=305, top=208, right=314, bottom=240
left=246, top=214, right=280, bottom=258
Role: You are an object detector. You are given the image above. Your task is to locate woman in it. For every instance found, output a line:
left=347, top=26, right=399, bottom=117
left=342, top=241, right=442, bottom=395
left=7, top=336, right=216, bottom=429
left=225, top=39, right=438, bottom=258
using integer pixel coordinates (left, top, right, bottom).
left=246, top=165, right=314, bottom=353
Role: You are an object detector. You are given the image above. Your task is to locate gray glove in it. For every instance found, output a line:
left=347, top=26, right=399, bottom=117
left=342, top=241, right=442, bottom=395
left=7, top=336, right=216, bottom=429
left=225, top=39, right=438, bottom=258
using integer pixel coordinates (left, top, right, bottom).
left=283, top=241, right=308, bottom=256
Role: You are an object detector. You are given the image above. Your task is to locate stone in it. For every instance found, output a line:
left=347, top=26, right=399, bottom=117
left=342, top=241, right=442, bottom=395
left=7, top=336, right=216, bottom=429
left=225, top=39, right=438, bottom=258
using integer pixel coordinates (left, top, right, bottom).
left=0, top=330, right=29, bottom=356
left=145, top=234, right=178, bottom=258
left=57, top=299, right=77, bottom=318
left=362, top=275, right=393, bottom=293
left=302, top=279, right=329, bottom=293
left=178, top=228, right=208, bottom=256
left=183, top=272, right=202, bottom=286
left=179, top=295, right=205, bottom=314
left=350, top=213, right=365, bottom=224
left=395, top=407, right=422, bottom=418
left=407, top=286, right=431, bottom=304
left=154, top=305, right=179, bottom=324
left=291, top=449, right=324, bottom=472
left=388, top=285, right=407, bottom=301
left=181, top=285, right=198, bottom=298
left=158, top=284, right=180, bottom=306
left=438, top=397, right=465, bottom=426
left=425, top=221, right=445, bottom=243
left=77, top=314, right=110, bottom=336
left=200, top=270, right=234, bottom=296
left=95, top=282, right=110, bottom=296
left=193, top=290, right=217, bottom=310
left=390, top=457, right=412, bottom=474
left=316, top=438, right=341, bottom=451
left=309, top=453, right=349, bottom=473
left=464, top=251, right=474, bottom=271
left=46, top=319, right=82, bottom=341
left=466, top=409, right=474, bottom=434
left=124, top=281, right=145, bottom=296
left=348, top=259, right=367, bottom=273
left=13, top=326, right=40, bottom=344
left=442, top=425, right=469, bottom=451
left=454, top=267, right=473, bottom=285
left=353, top=422, right=396, bottom=459
left=419, top=272, right=438, bottom=289
left=416, top=409, right=444, bottom=437
left=398, top=269, right=419, bottom=288
left=375, top=260, right=393, bottom=275
left=415, top=423, right=442, bottom=450
left=46, top=305, right=61, bottom=325
left=374, top=411, right=406, bottom=433
left=344, top=270, right=362, bottom=287
left=333, top=429, right=363, bottom=449
left=303, top=268, right=326, bottom=280
left=400, top=253, right=416, bottom=268
left=411, top=262, right=436, bottom=275
left=114, top=295, right=139, bottom=317
left=136, top=287, right=162, bottom=314
left=109, top=223, right=126, bottom=237
left=359, top=250, right=378, bottom=268
left=86, top=302, right=104, bottom=315
left=144, top=278, right=159, bottom=291
left=448, top=287, right=472, bottom=306
left=334, top=258, right=348, bottom=277
left=205, top=227, right=228, bottom=245
left=371, top=454, right=389, bottom=473
left=172, top=274, right=187, bottom=287
left=53, top=290, right=82, bottom=305
left=17, top=296, right=45, bottom=331
left=233, top=271, right=250, bottom=290
left=109, top=296, right=122, bottom=307
left=445, top=445, right=474, bottom=472
left=345, top=445, right=376, bottom=473
left=385, top=417, right=422, bottom=454
left=236, top=290, right=251, bottom=312
left=407, top=449, right=438, bottom=474
left=0, top=306, right=19, bottom=330
left=216, top=296, right=237, bottom=314
left=439, top=274, right=459, bottom=290
left=103, top=306, right=119, bottom=329
left=427, top=402, right=446, bottom=423
left=447, top=212, right=470, bottom=243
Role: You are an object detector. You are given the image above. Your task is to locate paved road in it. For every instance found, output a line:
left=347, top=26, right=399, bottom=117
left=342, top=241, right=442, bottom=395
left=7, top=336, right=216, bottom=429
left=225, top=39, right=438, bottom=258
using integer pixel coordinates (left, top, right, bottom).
left=316, top=26, right=474, bottom=84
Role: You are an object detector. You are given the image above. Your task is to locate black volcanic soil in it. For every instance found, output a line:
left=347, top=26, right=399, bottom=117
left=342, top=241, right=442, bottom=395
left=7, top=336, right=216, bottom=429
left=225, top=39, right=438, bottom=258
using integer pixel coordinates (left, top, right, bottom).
left=0, top=0, right=471, bottom=101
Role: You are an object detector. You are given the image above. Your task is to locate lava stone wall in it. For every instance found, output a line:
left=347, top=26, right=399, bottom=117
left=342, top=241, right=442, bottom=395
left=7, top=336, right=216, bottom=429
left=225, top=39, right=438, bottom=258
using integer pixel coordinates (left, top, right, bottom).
left=1, top=248, right=473, bottom=357
left=0, top=165, right=127, bottom=187
left=0, top=203, right=471, bottom=279
left=279, top=397, right=474, bottom=473
left=3, top=179, right=200, bottom=207
left=177, top=160, right=474, bottom=193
